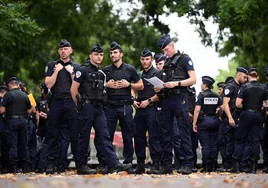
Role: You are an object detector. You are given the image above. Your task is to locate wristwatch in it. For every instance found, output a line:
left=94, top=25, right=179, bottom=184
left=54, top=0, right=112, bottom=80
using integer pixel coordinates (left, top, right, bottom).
left=178, top=81, right=181, bottom=87
left=148, top=98, right=152, bottom=103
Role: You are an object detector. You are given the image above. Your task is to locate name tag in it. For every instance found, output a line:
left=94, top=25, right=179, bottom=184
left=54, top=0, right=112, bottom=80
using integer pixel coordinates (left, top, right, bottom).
left=204, top=97, right=218, bottom=105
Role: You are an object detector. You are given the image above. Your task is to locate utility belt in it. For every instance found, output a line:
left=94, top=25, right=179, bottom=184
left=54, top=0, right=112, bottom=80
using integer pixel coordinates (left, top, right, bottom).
left=84, top=99, right=103, bottom=106
left=107, top=99, right=133, bottom=106
left=198, top=111, right=216, bottom=121
left=160, top=88, right=184, bottom=98
left=7, top=115, right=27, bottom=119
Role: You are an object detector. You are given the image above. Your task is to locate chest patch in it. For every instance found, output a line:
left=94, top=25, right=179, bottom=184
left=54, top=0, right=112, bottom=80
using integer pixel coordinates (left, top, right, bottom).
left=204, top=97, right=218, bottom=105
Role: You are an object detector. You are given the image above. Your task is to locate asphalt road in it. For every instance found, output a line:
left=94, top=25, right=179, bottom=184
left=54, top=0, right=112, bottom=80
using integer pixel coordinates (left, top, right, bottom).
left=0, top=171, right=268, bottom=188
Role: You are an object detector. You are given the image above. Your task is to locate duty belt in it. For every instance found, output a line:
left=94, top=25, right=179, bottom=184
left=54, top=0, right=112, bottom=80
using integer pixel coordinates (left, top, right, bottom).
left=108, top=99, right=133, bottom=106
left=8, top=115, right=27, bottom=119
left=84, top=99, right=103, bottom=105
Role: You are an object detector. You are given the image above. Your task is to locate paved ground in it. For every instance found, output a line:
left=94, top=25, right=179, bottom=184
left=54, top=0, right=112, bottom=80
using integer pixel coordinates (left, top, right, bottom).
left=0, top=171, right=268, bottom=188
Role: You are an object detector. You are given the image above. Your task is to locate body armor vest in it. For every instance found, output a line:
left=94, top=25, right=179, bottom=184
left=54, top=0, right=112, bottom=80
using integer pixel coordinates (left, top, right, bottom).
left=6, top=89, right=28, bottom=116
left=201, top=90, right=220, bottom=116
left=79, top=65, right=106, bottom=101
left=105, top=64, right=131, bottom=96
left=243, top=82, right=266, bottom=111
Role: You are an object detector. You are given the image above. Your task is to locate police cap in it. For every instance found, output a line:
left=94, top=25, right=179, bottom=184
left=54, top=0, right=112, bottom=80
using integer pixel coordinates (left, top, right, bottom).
left=225, top=76, right=234, bottom=84
left=58, top=39, right=71, bottom=48
left=141, top=48, right=152, bottom=57
left=154, top=53, right=166, bottom=64
left=248, top=67, right=257, bottom=74
left=236, top=66, right=248, bottom=74
left=217, top=82, right=225, bottom=88
left=202, top=76, right=215, bottom=87
left=157, top=34, right=172, bottom=49
left=0, top=85, right=8, bottom=92
left=91, top=43, right=103, bottom=53
left=110, top=41, right=122, bottom=51
left=7, top=77, right=18, bottom=84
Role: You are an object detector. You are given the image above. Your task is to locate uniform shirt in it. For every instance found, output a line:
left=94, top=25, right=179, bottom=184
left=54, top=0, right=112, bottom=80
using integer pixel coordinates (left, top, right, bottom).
left=196, top=89, right=222, bottom=115
left=45, top=59, right=78, bottom=98
left=102, top=62, right=140, bottom=101
left=223, top=79, right=241, bottom=111
left=237, top=80, right=268, bottom=110
left=137, top=66, right=159, bottom=101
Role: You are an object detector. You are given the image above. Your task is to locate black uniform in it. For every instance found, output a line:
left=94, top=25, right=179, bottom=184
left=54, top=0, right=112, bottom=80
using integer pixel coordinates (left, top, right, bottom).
left=232, top=81, right=268, bottom=169
left=134, top=66, right=162, bottom=172
left=38, top=59, right=79, bottom=173
left=103, top=62, right=140, bottom=164
left=196, top=88, right=222, bottom=171
left=1, top=87, right=31, bottom=172
left=157, top=51, right=194, bottom=173
left=223, top=79, right=241, bottom=166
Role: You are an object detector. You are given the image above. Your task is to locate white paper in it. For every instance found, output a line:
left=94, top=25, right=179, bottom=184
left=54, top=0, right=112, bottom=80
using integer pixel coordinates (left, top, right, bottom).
left=144, top=77, right=164, bottom=88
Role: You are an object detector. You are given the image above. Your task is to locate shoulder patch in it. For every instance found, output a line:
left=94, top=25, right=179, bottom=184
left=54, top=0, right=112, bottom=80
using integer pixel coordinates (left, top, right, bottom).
left=75, top=71, right=82, bottom=78
left=188, top=60, right=193, bottom=66
left=45, top=66, right=48, bottom=73
left=224, top=89, right=230, bottom=95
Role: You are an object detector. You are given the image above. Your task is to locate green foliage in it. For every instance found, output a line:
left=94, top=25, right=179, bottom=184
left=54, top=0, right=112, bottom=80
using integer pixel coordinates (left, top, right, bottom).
left=0, top=1, right=43, bottom=82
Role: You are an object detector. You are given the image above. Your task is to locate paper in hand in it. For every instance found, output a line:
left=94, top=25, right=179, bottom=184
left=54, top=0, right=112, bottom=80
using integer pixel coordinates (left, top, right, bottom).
left=144, top=77, right=164, bottom=88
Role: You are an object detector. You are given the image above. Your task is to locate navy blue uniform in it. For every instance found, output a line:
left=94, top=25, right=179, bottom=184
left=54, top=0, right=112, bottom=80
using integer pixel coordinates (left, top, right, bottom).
left=38, top=59, right=79, bottom=172
left=103, top=63, right=140, bottom=164
left=232, top=81, right=268, bottom=164
left=134, top=66, right=162, bottom=165
left=196, top=89, right=222, bottom=169
left=1, top=88, right=31, bottom=172
left=157, top=51, right=194, bottom=172
left=74, top=62, right=120, bottom=170
left=223, top=80, right=241, bottom=166
left=0, top=98, right=8, bottom=171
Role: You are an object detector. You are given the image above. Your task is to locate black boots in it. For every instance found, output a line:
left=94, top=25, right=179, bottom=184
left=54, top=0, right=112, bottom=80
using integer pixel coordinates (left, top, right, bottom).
left=77, top=165, right=96, bottom=175
left=109, top=162, right=132, bottom=173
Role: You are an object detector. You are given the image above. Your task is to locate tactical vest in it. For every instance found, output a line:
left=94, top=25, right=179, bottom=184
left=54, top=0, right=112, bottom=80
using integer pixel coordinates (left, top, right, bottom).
left=160, top=53, right=189, bottom=95
left=79, top=65, right=106, bottom=101
left=6, top=89, right=28, bottom=116
left=201, top=90, right=220, bottom=116
left=105, top=64, right=131, bottom=96
left=137, top=68, right=158, bottom=100
left=242, top=82, right=266, bottom=111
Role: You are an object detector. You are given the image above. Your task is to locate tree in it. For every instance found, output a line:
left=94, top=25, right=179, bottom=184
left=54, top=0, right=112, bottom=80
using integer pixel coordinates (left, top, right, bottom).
left=0, top=1, right=43, bottom=82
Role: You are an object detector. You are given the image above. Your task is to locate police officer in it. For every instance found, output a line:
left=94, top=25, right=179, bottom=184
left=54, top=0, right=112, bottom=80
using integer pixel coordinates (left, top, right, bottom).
left=71, top=43, right=132, bottom=174
left=216, top=81, right=228, bottom=171
left=38, top=39, right=79, bottom=173
left=0, top=85, right=9, bottom=172
left=154, top=53, right=166, bottom=71
left=133, top=48, right=162, bottom=174
left=232, top=67, right=268, bottom=173
left=222, top=67, right=248, bottom=171
left=102, top=41, right=143, bottom=165
left=19, top=82, right=37, bottom=172
left=154, top=53, right=183, bottom=172
left=217, top=82, right=225, bottom=96
left=263, top=66, right=268, bottom=173
left=0, top=77, right=32, bottom=173
left=155, top=34, right=196, bottom=174
left=193, top=76, right=222, bottom=172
